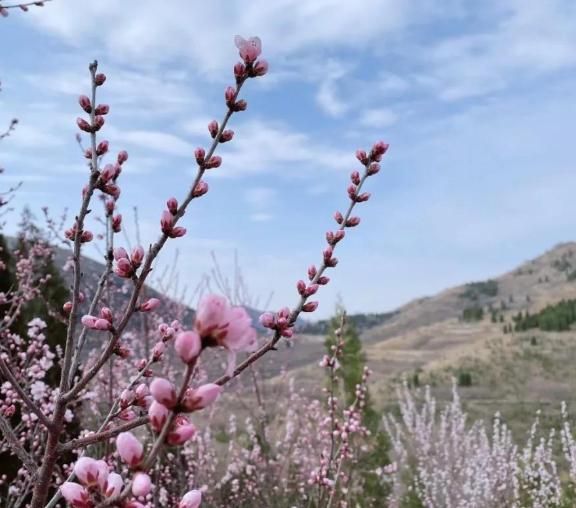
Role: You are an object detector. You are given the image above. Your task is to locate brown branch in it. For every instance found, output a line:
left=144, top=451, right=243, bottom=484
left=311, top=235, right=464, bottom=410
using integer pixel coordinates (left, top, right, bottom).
left=58, top=416, right=149, bottom=453
left=0, top=412, right=38, bottom=476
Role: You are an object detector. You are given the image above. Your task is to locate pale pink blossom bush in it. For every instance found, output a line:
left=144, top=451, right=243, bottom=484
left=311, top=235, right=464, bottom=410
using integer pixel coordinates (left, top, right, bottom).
left=0, top=30, right=390, bottom=508
left=384, top=382, right=576, bottom=507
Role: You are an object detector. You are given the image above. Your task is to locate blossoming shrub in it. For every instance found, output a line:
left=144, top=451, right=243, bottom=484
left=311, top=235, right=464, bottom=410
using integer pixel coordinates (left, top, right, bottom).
left=0, top=26, right=390, bottom=508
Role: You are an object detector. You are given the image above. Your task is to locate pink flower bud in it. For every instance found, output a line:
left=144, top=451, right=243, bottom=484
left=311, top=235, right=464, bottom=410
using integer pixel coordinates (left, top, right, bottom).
left=367, top=162, right=380, bottom=175
left=347, top=184, right=357, bottom=200
left=167, top=197, right=178, bottom=215
left=0, top=7, right=9, bottom=16
left=76, top=118, right=92, bottom=132
left=99, top=307, right=113, bottom=322
left=149, top=378, right=177, bottom=408
left=94, top=73, right=107, bottom=86
left=259, top=312, right=275, bottom=328
left=326, top=256, right=338, bottom=267
left=169, top=226, right=187, bottom=238
left=73, top=457, right=108, bottom=488
left=195, top=294, right=231, bottom=339
left=355, top=149, right=368, bottom=164
left=225, top=86, right=236, bottom=106
left=182, top=383, right=221, bottom=412
left=100, top=164, right=115, bottom=182
left=305, top=284, right=319, bottom=297
left=135, top=383, right=149, bottom=401
left=93, top=115, right=105, bottom=131
left=371, top=140, right=389, bottom=158
left=105, top=200, right=115, bottom=214
left=63, top=301, right=73, bottom=314
left=120, top=389, right=135, bottom=408
left=281, top=327, right=294, bottom=338
left=302, top=301, right=318, bottom=312
left=179, top=490, right=202, bottom=508
left=233, top=99, right=247, bottom=111
left=114, top=247, right=128, bottom=260
left=102, top=472, right=123, bottom=498
left=350, top=170, right=361, bottom=185
left=81, top=315, right=98, bottom=328
left=174, top=331, right=201, bottom=364
left=80, top=230, right=93, bottom=243
left=112, top=214, right=122, bottom=233
left=94, top=318, right=112, bottom=330
left=131, top=246, right=145, bottom=267
left=193, top=181, right=209, bottom=197
left=84, top=148, right=93, bottom=159
left=234, top=62, right=246, bottom=81
left=96, top=140, right=109, bottom=156
left=253, top=59, right=269, bottom=77
left=160, top=210, right=173, bottom=233
left=345, top=216, right=361, bottom=227
left=167, top=419, right=196, bottom=446
left=116, top=432, right=143, bottom=467
left=95, top=104, right=110, bottom=115
left=152, top=341, right=165, bottom=361
left=140, top=298, right=160, bottom=312
left=334, top=211, right=344, bottom=224
left=308, top=265, right=317, bottom=280
left=60, top=482, right=90, bottom=507
left=204, top=155, right=222, bottom=169
left=131, top=472, right=152, bottom=497
left=219, top=129, right=234, bottom=143
left=148, top=401, right=170, bottom=432
left=296, top=280, right=306, bottom=296
left=78, top=95, right=92, bottom=113
left=207, top=120, right=219, bottom=139
left=356, top=192, right=371, bottom=202
left=194, top=147, right=205, bottom=164
left=115, top=258, right=134, bottom=278
left=117, top=150, right=129, bottom=164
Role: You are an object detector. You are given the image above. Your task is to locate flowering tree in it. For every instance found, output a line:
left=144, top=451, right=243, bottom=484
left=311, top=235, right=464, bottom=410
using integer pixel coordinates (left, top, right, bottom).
left=0, top=26, right=389, bottom=508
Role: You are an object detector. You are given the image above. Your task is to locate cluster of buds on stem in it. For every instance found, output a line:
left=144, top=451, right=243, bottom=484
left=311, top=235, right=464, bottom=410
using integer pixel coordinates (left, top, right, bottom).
left=160, top=197, right=187, bottom=238
left=0, top=1, right=48, bottom=18
left=81, top=307, right=113, bottom=332
left=113, top=246, right=144, bottom=278
left=260, top=140, right=389, bottom=339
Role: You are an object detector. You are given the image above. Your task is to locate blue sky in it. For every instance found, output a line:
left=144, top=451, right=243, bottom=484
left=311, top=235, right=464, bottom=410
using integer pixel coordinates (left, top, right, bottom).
left=1, top=0, right=576, bottom=318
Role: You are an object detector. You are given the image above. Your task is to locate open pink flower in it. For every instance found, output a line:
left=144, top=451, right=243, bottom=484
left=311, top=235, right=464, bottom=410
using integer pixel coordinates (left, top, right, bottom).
left=194, top=294, right=231, bottom=342
left=234, top=35, right=262, bottom=64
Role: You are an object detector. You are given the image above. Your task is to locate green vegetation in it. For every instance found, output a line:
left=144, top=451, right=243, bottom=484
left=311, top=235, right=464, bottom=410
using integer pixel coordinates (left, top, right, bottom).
left=302, top=310, right=398, bottom=335
left=514, top=299, right=576, bottom=332
left=461, top=305, right=484, bottom=322
left=460, top=279, right=499, bottom=300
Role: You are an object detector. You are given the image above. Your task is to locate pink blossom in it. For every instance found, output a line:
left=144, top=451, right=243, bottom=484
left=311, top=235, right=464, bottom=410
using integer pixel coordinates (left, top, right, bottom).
left=114, top=247, right=128, bottom=260
left=116, top=432, right=144, bottom=467
left=179, top=490, right=202, bottom=508
left=182, top=383, right=221, bottom=412
left=60, top=482, right=91, bottom=508
left=140, top=298, right=160, bottom=312
left=149, top=378, right=177, bottom=408
left=167, top=417, right=196, bottom=445
left=115, top=257, right=134, bottom=278
left=167, top=197, right=178, bottom=214
left=160, top=210, right=173, bottom=233
left=131, top=472, right=152, bottom=497
left=148, top=401, right=170, bottom=432
left=234, top=35, right=262, bottom=64
left=174, top=331, right=201, bottom=364
left=195, top=294, right=230, bottom=341
left=224, top=306, right=258, bottom=352
left=73, top=457, right=108, bottom=488
left=81, top=315, right=98, bottom=329
left=102, top=472, right=123, bottom=498
left=117, top=150, right=129, bottom=164
left=131, top=246, right=145, bottom=267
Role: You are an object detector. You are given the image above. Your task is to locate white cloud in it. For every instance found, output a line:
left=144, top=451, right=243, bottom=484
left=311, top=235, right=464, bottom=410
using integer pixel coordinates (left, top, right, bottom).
left=358, top=108, right=398, bottom=128
left=244, top=187, right=276, bottom=208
